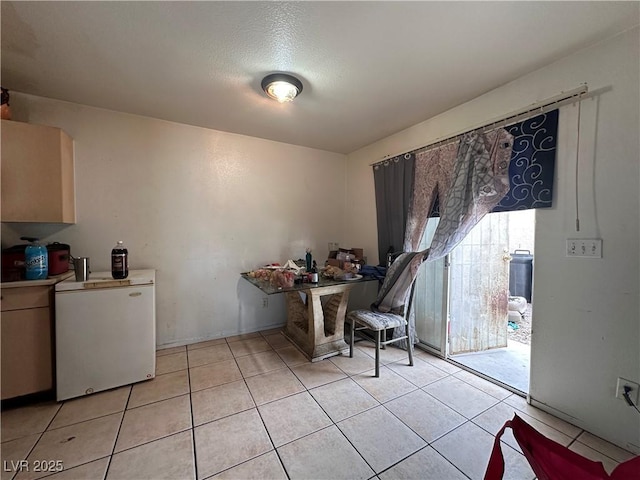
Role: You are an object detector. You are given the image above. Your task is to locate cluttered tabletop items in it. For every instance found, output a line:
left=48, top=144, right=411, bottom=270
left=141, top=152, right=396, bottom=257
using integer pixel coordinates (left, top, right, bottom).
left=241, top=247, right=385, bottom=295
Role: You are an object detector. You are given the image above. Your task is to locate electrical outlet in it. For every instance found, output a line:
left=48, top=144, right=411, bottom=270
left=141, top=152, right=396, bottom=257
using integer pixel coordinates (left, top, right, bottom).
left=566, top=238, right=602, bottom=258
left=262, top=297, right=268, bottom=308
left=616, top=377, right=639, bottom=404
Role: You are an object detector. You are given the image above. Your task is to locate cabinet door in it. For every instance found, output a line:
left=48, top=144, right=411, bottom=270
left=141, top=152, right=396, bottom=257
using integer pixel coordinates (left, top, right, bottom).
left=1, top=307, right=53, bottom=399
left=56, top=285, right=156, bottom=401
left=1, top=286, right=50, bottom=311
left=1, top=120, right=75, bottom=223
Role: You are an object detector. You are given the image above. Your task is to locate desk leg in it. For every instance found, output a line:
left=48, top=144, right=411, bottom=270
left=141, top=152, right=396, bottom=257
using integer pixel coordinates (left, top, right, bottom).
left=283, top=285, right=352, bottom=362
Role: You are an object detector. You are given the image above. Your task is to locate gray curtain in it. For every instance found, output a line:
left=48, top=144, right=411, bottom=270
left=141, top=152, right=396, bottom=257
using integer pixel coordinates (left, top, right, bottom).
left=373, top=153, right=415, bottom=265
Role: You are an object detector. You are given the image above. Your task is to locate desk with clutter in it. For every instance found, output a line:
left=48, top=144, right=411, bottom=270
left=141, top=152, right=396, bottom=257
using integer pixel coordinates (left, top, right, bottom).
left=241, top=247, right=382, bottom=361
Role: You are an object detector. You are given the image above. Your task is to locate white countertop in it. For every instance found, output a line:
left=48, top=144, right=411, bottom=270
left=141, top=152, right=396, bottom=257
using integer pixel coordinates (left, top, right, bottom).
left=1, top=271, right=74, bottom=289
left=55, top=269, right=156, bottom=292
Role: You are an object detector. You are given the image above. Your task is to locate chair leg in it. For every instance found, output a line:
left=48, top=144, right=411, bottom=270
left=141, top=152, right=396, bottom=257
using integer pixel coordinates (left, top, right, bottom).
left=406, top=320, right=414, bottom=366
left=349, top=317, right=355, bottom=358
left=375, top=329, right=381, bottom=377
left=381, top=328, right=386, bottom=349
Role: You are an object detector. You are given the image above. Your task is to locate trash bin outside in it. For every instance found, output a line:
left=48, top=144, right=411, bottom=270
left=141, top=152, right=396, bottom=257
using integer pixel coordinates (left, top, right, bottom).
left=509, top=249, right=533, bottom=302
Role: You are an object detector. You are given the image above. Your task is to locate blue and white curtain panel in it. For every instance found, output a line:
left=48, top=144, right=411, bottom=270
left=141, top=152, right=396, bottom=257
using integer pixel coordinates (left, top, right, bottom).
left=493, top=109, right=559, bottom=211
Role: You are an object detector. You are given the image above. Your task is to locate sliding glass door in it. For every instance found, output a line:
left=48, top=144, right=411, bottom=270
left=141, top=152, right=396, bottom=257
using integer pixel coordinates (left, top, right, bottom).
left=414, top=218, right=449, bottom=357
left=414, top=213, right=511, bottom=358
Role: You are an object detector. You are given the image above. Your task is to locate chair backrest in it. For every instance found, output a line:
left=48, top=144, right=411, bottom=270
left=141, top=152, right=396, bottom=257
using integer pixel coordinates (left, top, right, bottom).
left=372, top=249, right=429, bottom=314
left=485, top=414, right=640, bottom=480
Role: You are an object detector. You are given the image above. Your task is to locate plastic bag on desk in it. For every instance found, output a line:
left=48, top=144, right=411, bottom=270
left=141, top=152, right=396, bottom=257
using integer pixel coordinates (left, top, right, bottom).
left=282, top=259, right=304, bottom=275
left=270, top=269, right=295, bottom=289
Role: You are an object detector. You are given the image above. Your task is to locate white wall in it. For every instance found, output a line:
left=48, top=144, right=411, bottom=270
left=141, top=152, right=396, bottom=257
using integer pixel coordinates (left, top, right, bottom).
left=345, top=28, right=640, bottom=452
left=508, top=210, right=535, bottom=255
left=2, top=94, right=348, bottom=347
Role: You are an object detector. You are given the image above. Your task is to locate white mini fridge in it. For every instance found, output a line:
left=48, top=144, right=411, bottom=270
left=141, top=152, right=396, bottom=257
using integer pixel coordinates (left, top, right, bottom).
left=55, top=269, right=156, bottom=401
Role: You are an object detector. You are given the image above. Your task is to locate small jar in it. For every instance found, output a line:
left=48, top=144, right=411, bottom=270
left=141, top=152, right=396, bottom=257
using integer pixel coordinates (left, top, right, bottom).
left=1, top=87, right=11, bottom=120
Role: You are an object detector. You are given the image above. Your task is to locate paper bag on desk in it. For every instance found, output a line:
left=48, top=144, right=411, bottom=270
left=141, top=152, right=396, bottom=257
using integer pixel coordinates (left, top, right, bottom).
left=282, top=259, right=304, bottom=274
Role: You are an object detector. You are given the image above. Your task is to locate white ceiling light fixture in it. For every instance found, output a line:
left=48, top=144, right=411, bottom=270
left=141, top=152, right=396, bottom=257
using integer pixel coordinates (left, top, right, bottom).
left=261, top=73, right=303, bottom=103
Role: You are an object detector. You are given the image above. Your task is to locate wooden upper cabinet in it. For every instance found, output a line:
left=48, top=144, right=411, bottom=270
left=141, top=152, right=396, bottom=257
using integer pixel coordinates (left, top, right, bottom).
left=1, top=119, right=76, bottom=223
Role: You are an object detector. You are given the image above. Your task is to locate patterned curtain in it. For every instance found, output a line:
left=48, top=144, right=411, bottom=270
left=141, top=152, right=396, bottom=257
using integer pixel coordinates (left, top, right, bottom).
left=372, top=110, right=559, bottom=346
left=394, top=128, right=514, bottom=347
left=423, top=110, right=559, bottom=217
left=403, top=143, right=459, bottom=251
left=494, top=109, right=559, bottom=211
left=428, top=129, right=513, bottom=260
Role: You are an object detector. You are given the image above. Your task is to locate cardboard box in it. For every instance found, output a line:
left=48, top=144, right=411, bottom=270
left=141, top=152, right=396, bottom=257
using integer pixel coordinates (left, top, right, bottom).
left=327, top=247, right=365, bottom=268
left=326, top=258, right=341, bottom=268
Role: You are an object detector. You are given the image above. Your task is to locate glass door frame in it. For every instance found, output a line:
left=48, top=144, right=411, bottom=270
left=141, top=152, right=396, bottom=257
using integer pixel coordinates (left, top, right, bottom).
left=416, top=253, right=451, bottom=359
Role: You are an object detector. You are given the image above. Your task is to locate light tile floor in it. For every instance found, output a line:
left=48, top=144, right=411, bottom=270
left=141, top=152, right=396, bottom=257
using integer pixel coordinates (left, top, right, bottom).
left=1, top=329, right=636, bottom=480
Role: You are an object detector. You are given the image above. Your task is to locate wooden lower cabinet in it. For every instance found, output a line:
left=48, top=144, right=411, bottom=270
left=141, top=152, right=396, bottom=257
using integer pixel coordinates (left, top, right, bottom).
left=1, top=286, right=54, bottom=400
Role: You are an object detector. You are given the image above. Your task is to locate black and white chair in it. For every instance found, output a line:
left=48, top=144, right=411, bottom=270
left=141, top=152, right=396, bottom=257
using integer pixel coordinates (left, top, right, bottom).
left=347, top=250, right=428, bottom=377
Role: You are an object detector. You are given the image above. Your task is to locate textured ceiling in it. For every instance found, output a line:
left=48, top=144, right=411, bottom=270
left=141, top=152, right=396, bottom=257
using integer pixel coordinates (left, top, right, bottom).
left=1, top=1, right=638, bottom=154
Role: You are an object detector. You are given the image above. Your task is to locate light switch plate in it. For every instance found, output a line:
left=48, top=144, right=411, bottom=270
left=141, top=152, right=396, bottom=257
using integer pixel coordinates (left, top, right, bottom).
left=566, top=238, right=602, bottom=258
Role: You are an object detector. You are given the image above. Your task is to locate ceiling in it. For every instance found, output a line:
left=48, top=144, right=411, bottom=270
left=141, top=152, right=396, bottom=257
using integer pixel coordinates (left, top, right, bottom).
left=1, top=2, right=638, bottom=154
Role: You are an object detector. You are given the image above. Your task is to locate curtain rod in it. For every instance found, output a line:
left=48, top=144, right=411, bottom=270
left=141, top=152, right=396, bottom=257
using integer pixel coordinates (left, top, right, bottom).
left=371, top=84, right=588, bottom=167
